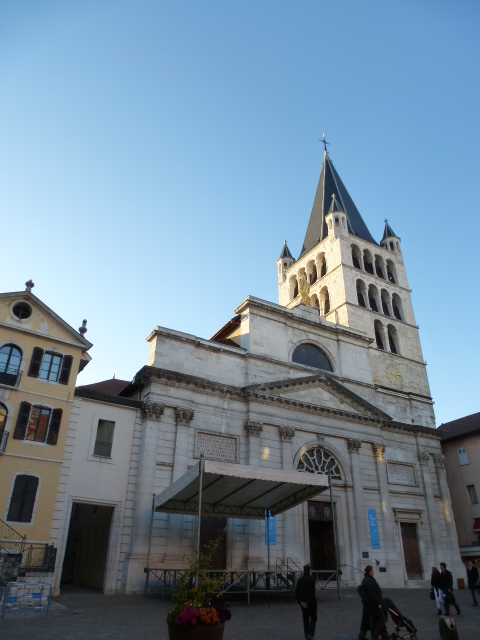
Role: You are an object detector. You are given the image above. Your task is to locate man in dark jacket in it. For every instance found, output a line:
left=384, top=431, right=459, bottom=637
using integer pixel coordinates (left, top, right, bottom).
left=467, top=561, right=478, bottom=606
left=295, top=564, right=317, bottom=640
left=358, top=566, right=389, bottom=640
left=440, top=562, right=461, bottom=615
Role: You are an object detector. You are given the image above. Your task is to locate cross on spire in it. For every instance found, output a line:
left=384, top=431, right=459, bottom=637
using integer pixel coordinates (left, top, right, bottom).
left=320, top=133, right=330, bottom=153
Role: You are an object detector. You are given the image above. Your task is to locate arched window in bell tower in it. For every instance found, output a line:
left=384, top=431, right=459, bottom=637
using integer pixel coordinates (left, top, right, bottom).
left=374, top=320, right=385, bottom=350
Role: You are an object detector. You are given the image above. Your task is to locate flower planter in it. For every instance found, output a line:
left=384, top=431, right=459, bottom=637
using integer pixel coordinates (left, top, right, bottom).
left=167, top=623, right=225, bottom=640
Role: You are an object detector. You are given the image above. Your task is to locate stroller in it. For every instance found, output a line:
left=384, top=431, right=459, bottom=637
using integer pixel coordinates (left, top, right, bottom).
left=385, top=598, right=418, bottom=640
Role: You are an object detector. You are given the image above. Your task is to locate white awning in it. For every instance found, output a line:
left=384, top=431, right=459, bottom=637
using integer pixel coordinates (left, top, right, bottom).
left=154, top=459, right=329, bottom=519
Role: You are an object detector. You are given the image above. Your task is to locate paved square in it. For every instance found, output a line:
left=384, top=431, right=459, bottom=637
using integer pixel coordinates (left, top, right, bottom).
left=0, top=588, right=477, bottom=639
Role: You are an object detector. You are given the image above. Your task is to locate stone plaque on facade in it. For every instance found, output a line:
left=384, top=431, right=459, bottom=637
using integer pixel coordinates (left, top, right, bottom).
left=387, top=462, right=416, bottom=486
left=195, top=432, right=238, bottom=463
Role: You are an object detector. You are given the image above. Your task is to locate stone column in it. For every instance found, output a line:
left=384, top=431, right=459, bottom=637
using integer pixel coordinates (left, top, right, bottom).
left=162, top=407, right=195, bottom=567
left=245, top=420, right=264, bottom=569
left=348, top=438, right=369, bottom=569
left=417, top=449, right=441, bottom=567
left=372, top=443, right=398, bottom=571
left=433, top=453, right=464, bottom=574
left=279, top=427, right=303, bottom=566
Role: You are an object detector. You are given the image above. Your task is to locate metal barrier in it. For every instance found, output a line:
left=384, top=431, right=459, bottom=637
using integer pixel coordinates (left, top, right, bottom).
left=145, top=568, right=340, bottom=604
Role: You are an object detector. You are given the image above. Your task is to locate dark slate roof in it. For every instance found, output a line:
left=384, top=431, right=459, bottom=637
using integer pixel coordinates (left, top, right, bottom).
left=279, top=241, right=294, bottom=260
left=382, top=220, right=399, bottom=241
left=437, top=412, right=480, bottom=443
left=300, top=153, right=377, bottom=257
left=76, top=378, right=131, bottom=396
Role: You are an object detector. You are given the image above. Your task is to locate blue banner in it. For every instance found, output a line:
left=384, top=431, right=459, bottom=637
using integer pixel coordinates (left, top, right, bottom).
left=368, top=509, right=380, bottom=549
left=265, top=511, right=276, bottom=546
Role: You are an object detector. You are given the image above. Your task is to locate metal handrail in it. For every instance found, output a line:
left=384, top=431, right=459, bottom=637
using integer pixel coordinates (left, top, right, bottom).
left=0, top=519, right=26, bottom=554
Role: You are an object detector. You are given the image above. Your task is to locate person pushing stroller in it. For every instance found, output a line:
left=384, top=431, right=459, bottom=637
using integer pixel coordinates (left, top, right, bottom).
left=358, top=565, right=389, bottom=640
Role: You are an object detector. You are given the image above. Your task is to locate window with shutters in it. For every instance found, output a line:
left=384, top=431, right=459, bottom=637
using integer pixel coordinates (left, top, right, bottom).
left=6, top=474, right=39, bottom=523
left=0, top=403, right=8, bottom=453
left=28, top=347, right=73, bottom=385
left=0, top=344, right=23, bottom=386
left=93, top=419, right=115, bottom=457
left=13, top=402, right=63, bottom=445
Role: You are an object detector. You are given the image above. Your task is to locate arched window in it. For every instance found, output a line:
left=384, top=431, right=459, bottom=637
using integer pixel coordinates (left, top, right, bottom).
left=392, top=294, right=403, bottom=321
left=387, top=325, right=399, bottom=354
left=356, top=280, right=367, bottom=308
left=386, top=260, right=396, bottom=284
left=351, top=245, right=362, bottom=270
left=374, top=255, right=386, bottom=279
left=0, top=344, right=22, bottom=386
left=311, top=294, right=319, bottom=309
left=292, top=344, right=333, bottom=372
left=319, top=254, right=327, bottom=278
left=309, top=263, right=317, bottom=285
left=363, top=250, right=374, bottom=275
left=374, top=320, right=385, bottom=350
left=293, top=278, right=298, bottom=299
left=368, top=285, right=379, bottom=313
left=297, top=447, right=342, bottom=480
left=381, top=289, right=391, bottom=317
left=7, top=474, right=39, bottom=523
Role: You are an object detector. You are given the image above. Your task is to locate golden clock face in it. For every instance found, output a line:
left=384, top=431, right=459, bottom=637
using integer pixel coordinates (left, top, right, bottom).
left=385, top=363, right=403, bottom=387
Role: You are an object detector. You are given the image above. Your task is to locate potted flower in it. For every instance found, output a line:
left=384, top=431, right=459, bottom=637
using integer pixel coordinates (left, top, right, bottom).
left=166, top=534, right=231, bottom=640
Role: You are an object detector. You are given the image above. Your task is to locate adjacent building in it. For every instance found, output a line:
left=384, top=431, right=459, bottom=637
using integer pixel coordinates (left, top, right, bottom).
left=0, top=282, right=91, bottom=576
left=438, top=413, right=480, bottom=565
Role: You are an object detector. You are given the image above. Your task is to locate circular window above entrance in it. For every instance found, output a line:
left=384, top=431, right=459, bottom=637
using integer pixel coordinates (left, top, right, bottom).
left=297, top=447, right=342, bottom=480
left=12, top=302, right=32, bottom=320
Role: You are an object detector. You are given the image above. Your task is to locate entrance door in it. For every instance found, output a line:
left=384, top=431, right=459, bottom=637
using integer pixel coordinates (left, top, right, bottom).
left=400, top=522, right=422, bottom=579
left=61, top=503, right=114, bottom=591
left=307, top=501, right=336, bottom=571
left=200, top=516, right=227, bottom=569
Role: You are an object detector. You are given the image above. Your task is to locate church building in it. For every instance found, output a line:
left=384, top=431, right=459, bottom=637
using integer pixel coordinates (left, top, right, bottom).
left=49, top=147, right=463, bottom=593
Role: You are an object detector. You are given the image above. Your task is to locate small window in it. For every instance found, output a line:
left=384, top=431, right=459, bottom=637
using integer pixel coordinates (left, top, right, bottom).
left=374, top=321, right=384, bottom=350
left=459, top=448, right=469, bottom=466
left=93, top=419, right=115, bottom=457
left=0, top=344, right=22, bottom=386
left=0, top=403, right=7, bottom=451
left=28, top=348, right=73, bottom=385
left=467, top=485, right=478, bottom=505
left=12, top=303, right=32, bottom=320
left=13, top=402, right=63, bottom=445
left=292, top=344, right=333, bottom=372
left=7, top=474, right=39, bottom=523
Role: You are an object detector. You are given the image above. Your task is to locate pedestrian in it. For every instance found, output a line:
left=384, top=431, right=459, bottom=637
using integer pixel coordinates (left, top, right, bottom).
left=358, top=565, right=389, bottom=640
left=467, top=561, right=479, bottom=607
left=357, top=574, right=372, bottom=640
left=295, top=563, right=317, bottom=640
left=440, top=562, right=461, bottom=616
left=431, top=567, right=445, bottom=615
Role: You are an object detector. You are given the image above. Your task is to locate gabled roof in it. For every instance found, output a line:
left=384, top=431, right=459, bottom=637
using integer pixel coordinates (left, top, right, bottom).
left=438, top=412, right=480, bottom=443
left=300, top=152, right=377, bottom=257
left=279, top=240, right=294, bottom=260
left=382, top=220, right=399, bottom=241
left=0, top=290, right=92, bottom=349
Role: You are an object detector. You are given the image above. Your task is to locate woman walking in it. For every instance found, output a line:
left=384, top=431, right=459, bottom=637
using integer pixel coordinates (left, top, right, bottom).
left=467, top=561, right=479, bottom=607
left=431, top=567, right=445, bottom=615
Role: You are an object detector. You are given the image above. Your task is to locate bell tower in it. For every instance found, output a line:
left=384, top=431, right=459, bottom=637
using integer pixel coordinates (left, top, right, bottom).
left=277, top=146, right=432, bottom=398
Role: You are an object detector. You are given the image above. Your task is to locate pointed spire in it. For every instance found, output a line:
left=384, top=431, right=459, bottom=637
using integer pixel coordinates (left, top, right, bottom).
left=382, top=219, right=399, bottom=241
left=300, top=153, right=377, bottom=257
left=279, top=239, right=294, bottom=260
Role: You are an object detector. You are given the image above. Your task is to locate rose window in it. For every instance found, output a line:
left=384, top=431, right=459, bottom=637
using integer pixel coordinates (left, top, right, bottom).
left=297, top=447, right=342, bottom=480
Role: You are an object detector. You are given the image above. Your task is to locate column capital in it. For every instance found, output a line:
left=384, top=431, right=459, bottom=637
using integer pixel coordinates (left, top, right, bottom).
left=279, top=427, right=295, bottom=443
left=433, top=453, right=445, bottom=467
left=175, top=408, right=195, bottom=427
left=348, top=438, right=362, bottom=453
left=244, top=420, right=263, bottom=437
left=417, top=450, right=430, bottom=465
left=372, top=443, right=385, bottom=458
left=141, top=402, right=165, bottom=422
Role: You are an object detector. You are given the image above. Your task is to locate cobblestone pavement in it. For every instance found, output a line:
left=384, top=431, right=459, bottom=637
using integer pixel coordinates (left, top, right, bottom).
left=0, top=588, right=477, bottom=639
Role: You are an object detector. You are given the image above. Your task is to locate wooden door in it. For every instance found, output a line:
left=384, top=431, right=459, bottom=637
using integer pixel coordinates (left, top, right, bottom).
left=400, top=522, right=422, bottom=579
left=200, top=516, right=227, bottom=570
left=309, top=520, right=336, bottom=571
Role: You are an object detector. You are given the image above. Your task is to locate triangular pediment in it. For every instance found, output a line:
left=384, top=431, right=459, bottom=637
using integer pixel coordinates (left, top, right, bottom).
left=0, top=291, right=92, bottom=350
left=246, top=374, right=391, bottom=421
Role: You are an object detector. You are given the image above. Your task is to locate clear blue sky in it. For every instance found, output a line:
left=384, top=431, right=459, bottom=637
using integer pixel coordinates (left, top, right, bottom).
left=1, top=1, right=478, bottom=426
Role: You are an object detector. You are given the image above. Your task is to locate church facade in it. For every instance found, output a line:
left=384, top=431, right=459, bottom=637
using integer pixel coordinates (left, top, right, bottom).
left=49, top=149, right=463, bottom=593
